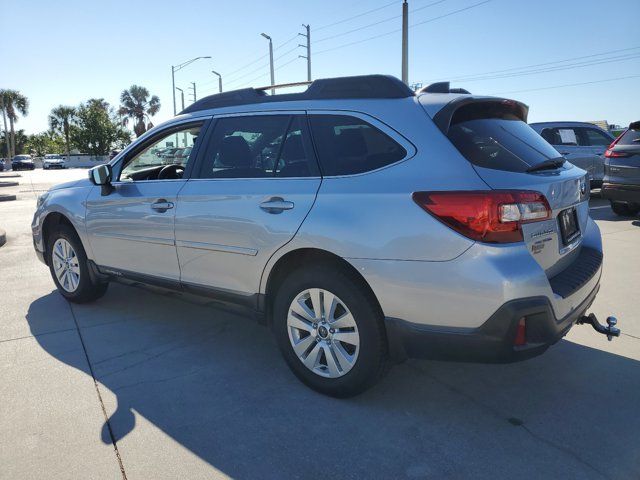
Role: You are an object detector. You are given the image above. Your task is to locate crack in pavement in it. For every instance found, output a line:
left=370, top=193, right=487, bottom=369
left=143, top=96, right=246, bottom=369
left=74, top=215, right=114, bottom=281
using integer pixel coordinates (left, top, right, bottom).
left=67, top=301, right=128, bottom=480
left=405, top=361, right=612, bottom=480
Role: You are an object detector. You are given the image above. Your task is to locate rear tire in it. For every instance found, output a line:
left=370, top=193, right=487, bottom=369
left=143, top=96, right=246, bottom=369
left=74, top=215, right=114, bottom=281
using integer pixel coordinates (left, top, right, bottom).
left=611, top=201, right=639, bottom=217
left=46, top=223, right=108, bottom=303
left=273, top=263, right=387, bottom=397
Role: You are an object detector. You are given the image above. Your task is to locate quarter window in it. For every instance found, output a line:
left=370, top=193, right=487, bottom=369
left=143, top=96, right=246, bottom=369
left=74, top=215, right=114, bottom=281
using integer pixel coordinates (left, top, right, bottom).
left=308, top=115, right=407, bottom=176
left=198, top=115, right=319, bottom=178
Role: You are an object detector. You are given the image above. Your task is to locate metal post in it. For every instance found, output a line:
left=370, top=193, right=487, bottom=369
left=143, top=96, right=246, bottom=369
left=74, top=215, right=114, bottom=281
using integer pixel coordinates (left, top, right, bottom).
left=171, top=66, right=176, bottom=115
left=175, top=87, right=185, bottom=110
left=299, top=24, right=311, bottom=81
left=212, top=70, right=222, bottom=93
left=261, top=33, right=275, bottom=94
left=401, top=0, right=408, bottom=84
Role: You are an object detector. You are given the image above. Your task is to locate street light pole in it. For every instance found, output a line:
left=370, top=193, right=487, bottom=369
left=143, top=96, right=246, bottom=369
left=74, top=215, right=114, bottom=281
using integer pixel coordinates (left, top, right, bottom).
left=170, top=56, right=211, bottom=115
left=401, top=0, right=408, bottom=84
left=261, top=33, right=275, bottom=94
left=211, top=70, right=222, bottom=93
left=175, top=87, right=185, bottom=110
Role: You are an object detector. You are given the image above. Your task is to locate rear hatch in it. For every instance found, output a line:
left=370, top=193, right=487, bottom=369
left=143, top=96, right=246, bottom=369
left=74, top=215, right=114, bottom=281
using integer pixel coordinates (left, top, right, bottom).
left=434, top=98, right=590, bottom=277
left=605, top=122, right=640, bottom=185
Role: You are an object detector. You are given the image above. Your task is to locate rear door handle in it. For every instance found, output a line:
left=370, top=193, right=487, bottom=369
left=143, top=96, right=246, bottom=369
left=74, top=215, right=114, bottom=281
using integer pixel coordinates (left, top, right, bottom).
left=260, top=197, right=294, bottom=214
left=151, top=199, right=174, bottom=212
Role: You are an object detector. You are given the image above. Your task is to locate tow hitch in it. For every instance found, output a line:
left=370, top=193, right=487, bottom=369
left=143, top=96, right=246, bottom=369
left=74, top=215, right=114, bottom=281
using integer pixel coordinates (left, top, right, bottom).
left=577, top=313, right=620, bottom=341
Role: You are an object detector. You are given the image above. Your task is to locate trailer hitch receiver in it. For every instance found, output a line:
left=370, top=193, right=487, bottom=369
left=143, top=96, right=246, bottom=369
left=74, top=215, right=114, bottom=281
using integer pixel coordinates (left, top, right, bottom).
left=577, top=313, right=620, bottom=341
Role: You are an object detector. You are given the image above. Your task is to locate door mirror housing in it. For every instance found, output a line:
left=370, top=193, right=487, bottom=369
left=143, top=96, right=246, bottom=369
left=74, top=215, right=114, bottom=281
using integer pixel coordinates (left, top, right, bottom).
left=89, top=164, right=114, bottom=195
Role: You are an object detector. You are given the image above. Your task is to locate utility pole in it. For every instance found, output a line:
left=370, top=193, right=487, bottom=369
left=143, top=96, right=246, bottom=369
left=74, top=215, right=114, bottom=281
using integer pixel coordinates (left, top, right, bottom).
left=261, top=33, right=275, bottom=94
left=211, top=70, right=223, bottom=93
left=299, top=24, right=311, bottom=81
left=171, top=56, right=211, bottom=115
left=401, top=0, right=408, bottom=85
left=189, top=82, right=197, bottom=102
left=175, top=87, right=186, bottom=146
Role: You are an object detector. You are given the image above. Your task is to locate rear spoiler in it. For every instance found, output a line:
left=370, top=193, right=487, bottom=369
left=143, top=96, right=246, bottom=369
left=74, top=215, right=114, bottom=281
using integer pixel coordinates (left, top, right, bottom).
left=431, top=97, right=529, bottom=135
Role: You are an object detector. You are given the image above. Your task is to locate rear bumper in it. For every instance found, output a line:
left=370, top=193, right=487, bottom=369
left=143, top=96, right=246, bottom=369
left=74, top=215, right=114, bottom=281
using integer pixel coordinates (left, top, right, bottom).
left=601, top=183, right=640, bottom=203
left=385, top=280, right=600, bottom=363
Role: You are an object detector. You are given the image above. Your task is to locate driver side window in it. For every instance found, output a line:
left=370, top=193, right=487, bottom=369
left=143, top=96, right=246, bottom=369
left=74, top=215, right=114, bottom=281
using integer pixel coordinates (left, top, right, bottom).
left=119, top=123, right=203, bottom=181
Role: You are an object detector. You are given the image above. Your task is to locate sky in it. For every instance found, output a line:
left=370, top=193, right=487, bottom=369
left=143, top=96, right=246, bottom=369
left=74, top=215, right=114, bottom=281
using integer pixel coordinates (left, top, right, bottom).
left=2, top=0, right=639, bottom=135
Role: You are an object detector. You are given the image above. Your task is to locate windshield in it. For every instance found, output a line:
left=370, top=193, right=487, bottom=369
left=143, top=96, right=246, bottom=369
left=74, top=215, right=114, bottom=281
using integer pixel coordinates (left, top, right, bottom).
left=45, top=155, right=62, bottom=159
left=447, top=104, right=564, bottom=173
left=14, top=155, right=31, bottom=160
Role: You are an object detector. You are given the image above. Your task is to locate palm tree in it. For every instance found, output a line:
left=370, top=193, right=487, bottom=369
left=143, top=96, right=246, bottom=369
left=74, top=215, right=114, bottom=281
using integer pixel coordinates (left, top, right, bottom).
left=118, top=85, right=160, bottom=137
left=0, top=89, right=29, bottom=159
left=49, top=105, right=76, bottom=158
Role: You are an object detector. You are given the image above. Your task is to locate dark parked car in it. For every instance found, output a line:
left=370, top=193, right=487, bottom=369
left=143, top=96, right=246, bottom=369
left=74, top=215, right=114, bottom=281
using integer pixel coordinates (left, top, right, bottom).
left=602, top=121, right=640, bottom=216
left=12, top=155, right=35, bottom=171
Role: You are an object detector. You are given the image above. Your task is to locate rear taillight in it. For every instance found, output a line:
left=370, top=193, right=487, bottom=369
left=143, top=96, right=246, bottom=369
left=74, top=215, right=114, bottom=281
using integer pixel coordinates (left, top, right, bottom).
left=605, top=149, right=630, bottom=158
left=412, top=190, right=551, bottom=243
left=605, top=131, right=628, bottom=158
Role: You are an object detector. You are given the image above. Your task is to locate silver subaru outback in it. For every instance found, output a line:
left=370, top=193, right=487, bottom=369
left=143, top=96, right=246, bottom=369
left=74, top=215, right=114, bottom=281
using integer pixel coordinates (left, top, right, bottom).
left=32, top=75, right=617, bottom=397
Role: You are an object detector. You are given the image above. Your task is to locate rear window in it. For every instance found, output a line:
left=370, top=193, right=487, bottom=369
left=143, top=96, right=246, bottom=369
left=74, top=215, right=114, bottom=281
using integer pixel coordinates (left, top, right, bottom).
left=617, top=128, right=640, bottom=146
left=309, top=115, right=407, bottom=176
left=447, top=103, right=563, bottom=173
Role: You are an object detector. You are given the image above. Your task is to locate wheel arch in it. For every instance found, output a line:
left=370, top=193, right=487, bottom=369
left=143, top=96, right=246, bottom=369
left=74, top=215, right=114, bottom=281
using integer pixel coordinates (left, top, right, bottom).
left=262, top=247, right=384, bottom=326
left=41, top=212, right=77, bottom=264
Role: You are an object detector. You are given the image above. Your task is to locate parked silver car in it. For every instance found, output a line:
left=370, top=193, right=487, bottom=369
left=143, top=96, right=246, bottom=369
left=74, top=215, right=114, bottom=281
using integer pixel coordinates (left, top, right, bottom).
left=530, top=121, right=614, bottom=188
left=43, top=154, right=66, bottom=169
left=32, top=75, right=617, bottom=397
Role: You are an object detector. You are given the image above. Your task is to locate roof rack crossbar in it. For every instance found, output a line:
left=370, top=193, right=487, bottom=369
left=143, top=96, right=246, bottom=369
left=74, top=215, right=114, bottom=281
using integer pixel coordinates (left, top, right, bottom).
left=254, top=81, right=312, bottom=91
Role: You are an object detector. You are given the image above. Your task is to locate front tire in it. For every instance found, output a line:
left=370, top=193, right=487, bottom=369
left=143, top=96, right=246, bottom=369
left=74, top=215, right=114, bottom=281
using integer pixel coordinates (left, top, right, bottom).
left=611, top=201, right=639, bottom=217
left=47, top=223, right=108, bottom=303
left=273, top=264, right=387, bottom=397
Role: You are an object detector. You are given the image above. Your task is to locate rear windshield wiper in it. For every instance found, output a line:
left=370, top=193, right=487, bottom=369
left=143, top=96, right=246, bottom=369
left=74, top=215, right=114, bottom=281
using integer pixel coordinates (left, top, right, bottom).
left=526, top=158, right=565, bottom=173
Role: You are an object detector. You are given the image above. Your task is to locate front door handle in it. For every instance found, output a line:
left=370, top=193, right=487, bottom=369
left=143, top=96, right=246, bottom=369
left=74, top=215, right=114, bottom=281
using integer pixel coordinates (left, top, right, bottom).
left=260, top=197, right=294, bottom=214
left=151, top=199, right=174, bottom=212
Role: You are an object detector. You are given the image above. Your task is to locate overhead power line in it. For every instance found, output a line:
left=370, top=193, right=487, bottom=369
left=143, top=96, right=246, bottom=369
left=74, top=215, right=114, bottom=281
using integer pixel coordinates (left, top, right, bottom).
left=437, top=46, right=640, bottom=82
left=489, top=74, right=640, bottom=95
left=315, top=0, right=398, bottom=32
left=445, top=53, right=640, bottom=83
left=315, top=0, right=449, bottom=44
left=315, top=0, right=491, bottom=55
left=223, top=34, right=300, bottom=82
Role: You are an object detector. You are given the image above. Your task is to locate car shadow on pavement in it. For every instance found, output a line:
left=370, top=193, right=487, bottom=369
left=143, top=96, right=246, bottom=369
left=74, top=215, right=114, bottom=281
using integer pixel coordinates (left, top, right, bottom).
left=26, top=285, right=640, bottom=479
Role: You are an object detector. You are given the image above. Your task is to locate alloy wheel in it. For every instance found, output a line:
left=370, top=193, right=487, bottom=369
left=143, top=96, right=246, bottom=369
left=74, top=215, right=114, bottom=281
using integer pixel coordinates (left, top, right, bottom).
left=287, top=288, right=360, bottom=378
left=52, top=238, right=81, bottom=293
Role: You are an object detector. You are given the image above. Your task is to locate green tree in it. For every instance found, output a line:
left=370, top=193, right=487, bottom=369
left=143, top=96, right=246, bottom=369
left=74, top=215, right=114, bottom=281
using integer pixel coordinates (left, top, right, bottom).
left=71, top=98, right=130, bottom=156
left=0, top=89, right=29, bottom=159
left=118, top=85, right=160, bottom=137
left=48, top=105, right=76, bottom=158
left=1, top=129, right=28, bottom=156
left=26, top=132, right=65, bottom=157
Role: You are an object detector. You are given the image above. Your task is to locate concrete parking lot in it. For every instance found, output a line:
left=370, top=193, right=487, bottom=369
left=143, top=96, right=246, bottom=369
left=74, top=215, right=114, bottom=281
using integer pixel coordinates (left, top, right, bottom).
left=1, top=168, right=639, bottom=479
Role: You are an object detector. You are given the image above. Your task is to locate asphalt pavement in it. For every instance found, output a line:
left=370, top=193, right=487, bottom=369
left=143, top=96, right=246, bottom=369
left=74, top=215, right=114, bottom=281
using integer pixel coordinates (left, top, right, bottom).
left=1, top=169, right=638, bottom=479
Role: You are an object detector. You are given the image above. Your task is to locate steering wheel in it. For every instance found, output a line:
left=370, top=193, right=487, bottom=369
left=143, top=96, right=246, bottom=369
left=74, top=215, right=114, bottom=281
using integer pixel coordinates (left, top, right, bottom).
left=158, top=164, right=185, bottom=180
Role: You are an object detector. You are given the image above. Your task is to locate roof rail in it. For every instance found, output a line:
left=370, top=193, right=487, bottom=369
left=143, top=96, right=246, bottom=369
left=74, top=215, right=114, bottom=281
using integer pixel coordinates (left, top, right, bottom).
left=418, top=82, right=471, bottom=95
left=180, top=74, right=414, bottom=114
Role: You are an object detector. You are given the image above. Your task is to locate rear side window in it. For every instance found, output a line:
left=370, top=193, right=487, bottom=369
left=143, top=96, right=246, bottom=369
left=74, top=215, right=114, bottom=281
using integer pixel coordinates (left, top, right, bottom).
left=308, top=115, right=407, bottom=176
left=197, top=115, right=319, bottom=178
left=579, top=128, right=612, bottom=146
left=617, top=128, right=640, bottom=146
left=447, top=104, right=563, bottom=173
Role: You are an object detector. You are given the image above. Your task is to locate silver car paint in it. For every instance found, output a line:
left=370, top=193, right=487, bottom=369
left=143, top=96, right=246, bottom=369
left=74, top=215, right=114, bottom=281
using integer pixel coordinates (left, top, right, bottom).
left=530, top=122, right=613, bottom=184
left=33, top=94, right=603, bottom=333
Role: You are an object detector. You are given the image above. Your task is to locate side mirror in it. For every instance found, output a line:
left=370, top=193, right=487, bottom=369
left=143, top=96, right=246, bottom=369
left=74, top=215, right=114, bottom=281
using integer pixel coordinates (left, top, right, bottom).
left=89, top=164, right=114, bottom=196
